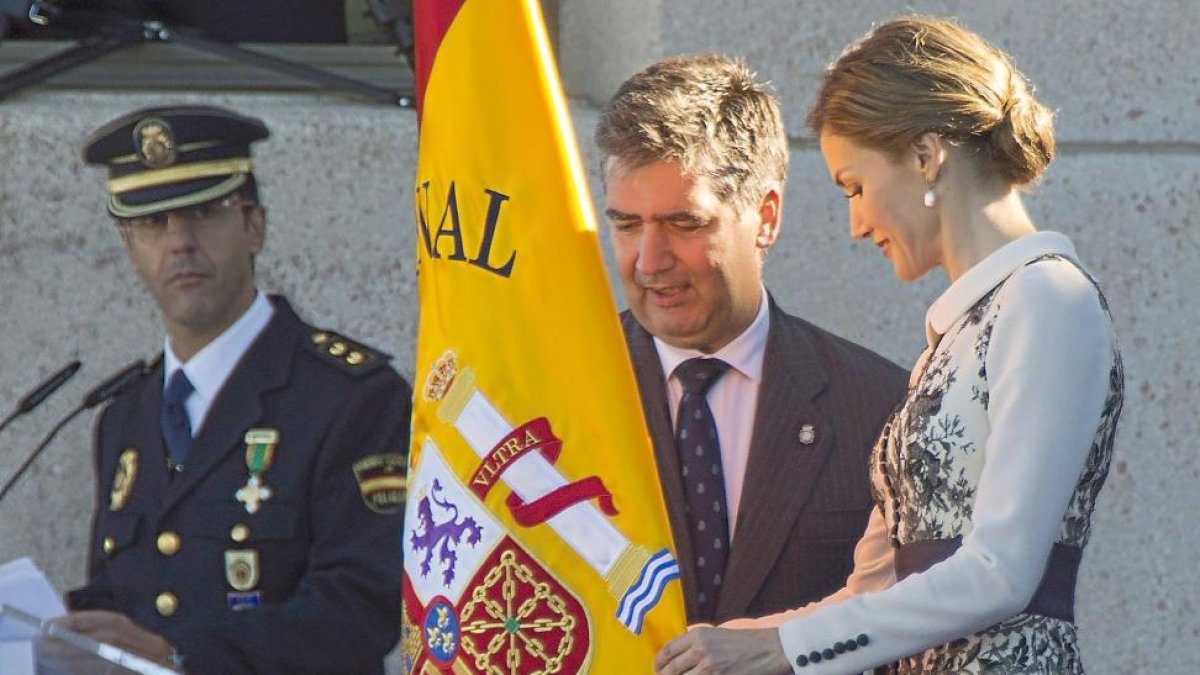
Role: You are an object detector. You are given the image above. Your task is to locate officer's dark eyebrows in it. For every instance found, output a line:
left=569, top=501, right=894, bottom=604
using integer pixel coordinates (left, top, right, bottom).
left=603, top=208, right=705, bottom=227
left=656, top=211, right=706, bottom=227
left=604, top=207, right=639, bottom=222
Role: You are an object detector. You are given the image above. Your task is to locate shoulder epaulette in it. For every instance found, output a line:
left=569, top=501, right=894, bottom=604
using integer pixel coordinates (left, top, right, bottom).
left=305, top=329, right=390, bottom=376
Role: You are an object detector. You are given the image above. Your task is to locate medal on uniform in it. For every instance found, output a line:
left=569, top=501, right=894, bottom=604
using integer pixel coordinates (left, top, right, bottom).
left=109, top=448, right=138, bottom=511
left=225, top=549, right=260, bottom=591
left=236, top=428, right=277, bottom=514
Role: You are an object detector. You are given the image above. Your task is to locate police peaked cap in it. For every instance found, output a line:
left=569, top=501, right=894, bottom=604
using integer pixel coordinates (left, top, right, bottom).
left=82, top=105, right=269, bottom=218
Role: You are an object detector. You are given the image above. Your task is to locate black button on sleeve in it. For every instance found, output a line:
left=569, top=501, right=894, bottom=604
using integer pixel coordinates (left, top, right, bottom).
left=821, top=648, right=835, bottom=660
left=795, top=654, right=808, bottom=667
left=833, top=641, right=846, bottom=654
left=809, top=650, right=822, bottom=663
left=856, top=633, right=870, bottom=646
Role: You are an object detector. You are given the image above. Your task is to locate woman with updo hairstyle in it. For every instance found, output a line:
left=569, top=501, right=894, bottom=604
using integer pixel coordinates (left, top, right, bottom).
left=653, top=16, right=1124, bottom=675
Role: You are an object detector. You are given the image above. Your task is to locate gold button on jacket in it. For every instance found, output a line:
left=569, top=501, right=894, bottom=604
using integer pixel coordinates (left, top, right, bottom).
left=157, top=531, right=181, bottom=555
left=155, top=591, right=179, bottom=617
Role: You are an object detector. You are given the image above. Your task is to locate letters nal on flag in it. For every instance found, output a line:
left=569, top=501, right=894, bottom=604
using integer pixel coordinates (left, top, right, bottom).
left=401, top=0, right=686, bottom=672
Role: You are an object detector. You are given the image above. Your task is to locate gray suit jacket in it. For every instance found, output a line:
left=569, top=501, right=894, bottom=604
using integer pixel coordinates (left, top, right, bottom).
left=622, top=296, right=907, bottom=623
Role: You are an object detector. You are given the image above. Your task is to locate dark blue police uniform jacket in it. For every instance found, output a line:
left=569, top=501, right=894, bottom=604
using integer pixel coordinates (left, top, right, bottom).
left=69, top=296, right=411, bottom=674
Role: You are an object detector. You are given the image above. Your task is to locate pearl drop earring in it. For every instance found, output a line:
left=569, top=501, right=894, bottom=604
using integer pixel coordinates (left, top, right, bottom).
left=923, top=186, right=936, bottom=208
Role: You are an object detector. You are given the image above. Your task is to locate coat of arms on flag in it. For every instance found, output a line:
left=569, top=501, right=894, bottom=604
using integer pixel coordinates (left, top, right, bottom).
left=402, top=0, right=686, bottom=671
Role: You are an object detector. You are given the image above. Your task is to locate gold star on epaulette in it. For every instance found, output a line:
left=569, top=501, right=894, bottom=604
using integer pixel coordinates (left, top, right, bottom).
left=307, top=330, right=383, bottom=374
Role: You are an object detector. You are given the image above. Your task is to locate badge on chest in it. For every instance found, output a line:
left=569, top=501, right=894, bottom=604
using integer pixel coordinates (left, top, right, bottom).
left=109, top=448, right=138, bottom=510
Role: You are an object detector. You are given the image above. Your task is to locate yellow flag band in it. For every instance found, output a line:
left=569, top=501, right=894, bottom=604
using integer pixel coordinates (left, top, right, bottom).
left=108, top=158, right=254, bottom=194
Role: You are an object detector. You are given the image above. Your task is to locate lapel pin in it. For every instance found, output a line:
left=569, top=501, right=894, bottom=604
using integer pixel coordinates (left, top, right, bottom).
left=798, top=424, right=816, bottom=445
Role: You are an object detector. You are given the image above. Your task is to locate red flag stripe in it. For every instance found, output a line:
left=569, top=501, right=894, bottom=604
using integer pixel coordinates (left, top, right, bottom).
left=413, top=0, right=467, bottom=121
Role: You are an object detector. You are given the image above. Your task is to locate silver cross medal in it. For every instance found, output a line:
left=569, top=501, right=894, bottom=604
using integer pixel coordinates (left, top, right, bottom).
left=236, top=475, right=273, bottom=514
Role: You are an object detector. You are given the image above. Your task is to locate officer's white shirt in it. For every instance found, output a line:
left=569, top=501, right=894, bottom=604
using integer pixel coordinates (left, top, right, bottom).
left=721, top=232, right=1116, bottom=673
left=163, top=290, right=274, bottom=436
left=653, top=285, right=770, bottom=537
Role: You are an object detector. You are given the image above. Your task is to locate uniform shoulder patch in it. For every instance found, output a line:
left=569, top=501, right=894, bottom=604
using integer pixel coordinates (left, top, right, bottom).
left=353, top=452, right=408, bottom=513
left=305, top=329, right=390, bottom=376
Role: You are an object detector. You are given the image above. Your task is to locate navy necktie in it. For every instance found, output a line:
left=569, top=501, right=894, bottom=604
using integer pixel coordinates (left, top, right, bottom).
left=161, top=369, right=195, bottom=469
left=673, top=357, right=732, bottom=621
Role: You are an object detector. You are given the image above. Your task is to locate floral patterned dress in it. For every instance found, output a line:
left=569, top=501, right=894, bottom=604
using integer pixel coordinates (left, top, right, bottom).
left=873, top=252, right=1125, bottom=674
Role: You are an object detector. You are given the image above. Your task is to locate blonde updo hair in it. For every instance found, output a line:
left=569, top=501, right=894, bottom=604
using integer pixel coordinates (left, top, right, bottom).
left=807, top=16, right=1055, bottom=186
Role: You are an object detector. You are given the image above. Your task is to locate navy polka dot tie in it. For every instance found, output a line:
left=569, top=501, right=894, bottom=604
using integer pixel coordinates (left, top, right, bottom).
left=161, top=369, right=195, bottom=469
left=673, top=357, right=731, bottom=621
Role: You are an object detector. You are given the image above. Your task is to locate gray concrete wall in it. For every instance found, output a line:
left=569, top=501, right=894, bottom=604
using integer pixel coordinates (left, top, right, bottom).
left=1, top=1, right=1196, bottom=672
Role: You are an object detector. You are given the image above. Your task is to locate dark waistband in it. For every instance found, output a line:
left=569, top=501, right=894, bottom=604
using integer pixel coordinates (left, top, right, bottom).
left=893, top=536, right=1081, bottom=623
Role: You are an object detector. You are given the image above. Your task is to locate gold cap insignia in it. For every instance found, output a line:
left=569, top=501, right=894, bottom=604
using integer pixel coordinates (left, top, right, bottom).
left=109, top=448, right=138, bottom=510
left=133, top=117, right=177, bottom=169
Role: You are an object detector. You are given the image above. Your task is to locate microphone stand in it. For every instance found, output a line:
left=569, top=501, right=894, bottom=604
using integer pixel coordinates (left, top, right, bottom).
left=0, top=404, right=85, bottom=501
left=0, top=16, right=414, bottom=106
left=0, top=360, right=145, bottom=503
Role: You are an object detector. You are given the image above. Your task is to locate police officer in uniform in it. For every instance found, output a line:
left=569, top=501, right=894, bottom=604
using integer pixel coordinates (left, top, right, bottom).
left=60, top=105, right=410, bottom=674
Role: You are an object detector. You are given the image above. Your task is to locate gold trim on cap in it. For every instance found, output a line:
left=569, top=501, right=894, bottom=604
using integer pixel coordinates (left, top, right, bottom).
left=108, top=157, right=254, bottom=194
left=108, top=173, right=248, bottom=219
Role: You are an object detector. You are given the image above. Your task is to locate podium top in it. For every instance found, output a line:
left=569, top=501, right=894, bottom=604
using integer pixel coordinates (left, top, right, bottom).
left=0, top=605, right=179, bottom=675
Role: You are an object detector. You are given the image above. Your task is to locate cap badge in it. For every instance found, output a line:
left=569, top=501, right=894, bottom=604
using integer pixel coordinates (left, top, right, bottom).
left=133, top=117, right=177, bottom=169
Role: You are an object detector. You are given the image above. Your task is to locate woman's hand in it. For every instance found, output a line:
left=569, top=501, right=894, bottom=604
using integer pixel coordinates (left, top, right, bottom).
left=654, top=626, right=792, bottom=675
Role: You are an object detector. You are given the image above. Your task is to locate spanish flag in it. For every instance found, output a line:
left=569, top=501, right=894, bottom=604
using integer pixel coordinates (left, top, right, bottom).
left=401, top=0, right=686, bottom=671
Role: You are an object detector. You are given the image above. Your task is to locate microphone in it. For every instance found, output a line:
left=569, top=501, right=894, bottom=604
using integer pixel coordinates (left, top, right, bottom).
left=0, top=360, right=82, bottom=436
left=0, top=360, right=147, bottom=503
left=82, top=361, right=149, bottom=410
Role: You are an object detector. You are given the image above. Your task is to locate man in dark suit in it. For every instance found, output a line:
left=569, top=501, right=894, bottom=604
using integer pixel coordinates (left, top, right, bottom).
left=59, top=105, right=410, bottom=674
left=595, top=54, right=908, bottom=626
